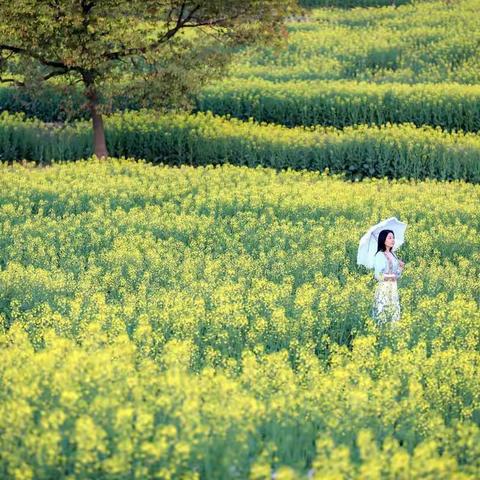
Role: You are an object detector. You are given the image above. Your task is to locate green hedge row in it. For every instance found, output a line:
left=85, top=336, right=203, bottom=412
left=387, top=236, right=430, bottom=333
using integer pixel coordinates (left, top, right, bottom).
left=3, top=78, right=480, bottom=133
left=0, top=86, right=140, bottom=123
left=299, top=0, right=415, bottom=6
left=1, top=110, right=479, bottom=182
left=195, top=79, right=480, bottom=132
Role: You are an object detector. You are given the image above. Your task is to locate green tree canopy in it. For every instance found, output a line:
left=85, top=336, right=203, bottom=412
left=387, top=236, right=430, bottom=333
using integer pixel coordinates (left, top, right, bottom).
left=0, top=0, right=297, bottom=158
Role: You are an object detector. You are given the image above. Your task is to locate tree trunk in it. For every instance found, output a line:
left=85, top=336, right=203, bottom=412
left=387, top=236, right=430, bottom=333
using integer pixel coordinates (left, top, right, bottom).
left=84, top=75, right=109, bottom=159
left=90, top=105, right=108, bottom=159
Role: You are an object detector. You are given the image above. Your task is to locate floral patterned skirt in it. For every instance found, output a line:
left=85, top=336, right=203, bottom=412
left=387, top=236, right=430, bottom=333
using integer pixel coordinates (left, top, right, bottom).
left=372, top=280, right=401, bottom=326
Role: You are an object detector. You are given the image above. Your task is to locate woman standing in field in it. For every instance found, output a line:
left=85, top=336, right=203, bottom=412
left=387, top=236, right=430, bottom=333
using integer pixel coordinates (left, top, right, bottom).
left=372, top=229, right=405, bottom=326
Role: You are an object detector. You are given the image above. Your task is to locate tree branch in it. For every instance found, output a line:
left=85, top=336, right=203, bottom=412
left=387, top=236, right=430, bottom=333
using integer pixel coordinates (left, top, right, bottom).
left=0, top=67, right=74, bottom=87
left=197, top=25, right=231, bottom=46
left=0, top=44, right=69, bottom=70
left=42, top=68, right=70, bottom=81
left=176, top=2, right=187, bottom=26
left=105, top=4, right=209, bottom=60
left=0, top=76, right=25, bottom=87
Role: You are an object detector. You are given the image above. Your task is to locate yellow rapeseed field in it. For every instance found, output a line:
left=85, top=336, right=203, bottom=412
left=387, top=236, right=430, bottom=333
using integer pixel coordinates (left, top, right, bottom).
left=0, top=158, right=478, bottom=479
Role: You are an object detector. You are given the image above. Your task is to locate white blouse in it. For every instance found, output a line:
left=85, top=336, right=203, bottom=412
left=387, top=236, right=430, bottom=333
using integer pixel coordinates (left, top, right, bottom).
left=374, top=250, right=403, bottom=282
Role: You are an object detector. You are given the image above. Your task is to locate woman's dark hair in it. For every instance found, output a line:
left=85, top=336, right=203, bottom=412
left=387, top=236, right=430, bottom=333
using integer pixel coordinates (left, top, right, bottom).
left=376, top=229, right=398, bottom=258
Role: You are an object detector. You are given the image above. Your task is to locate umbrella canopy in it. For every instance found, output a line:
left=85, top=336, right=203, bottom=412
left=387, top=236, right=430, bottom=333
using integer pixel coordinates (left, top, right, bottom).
left=357, top=217, right=407, bottom=269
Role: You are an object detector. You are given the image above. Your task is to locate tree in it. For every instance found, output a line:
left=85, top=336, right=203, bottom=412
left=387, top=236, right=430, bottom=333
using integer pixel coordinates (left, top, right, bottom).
left=0, top=1, right=297, bottom=158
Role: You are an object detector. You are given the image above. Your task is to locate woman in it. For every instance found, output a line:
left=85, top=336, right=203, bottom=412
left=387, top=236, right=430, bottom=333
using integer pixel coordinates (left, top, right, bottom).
left=372, top=229, right=405, bottom=326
